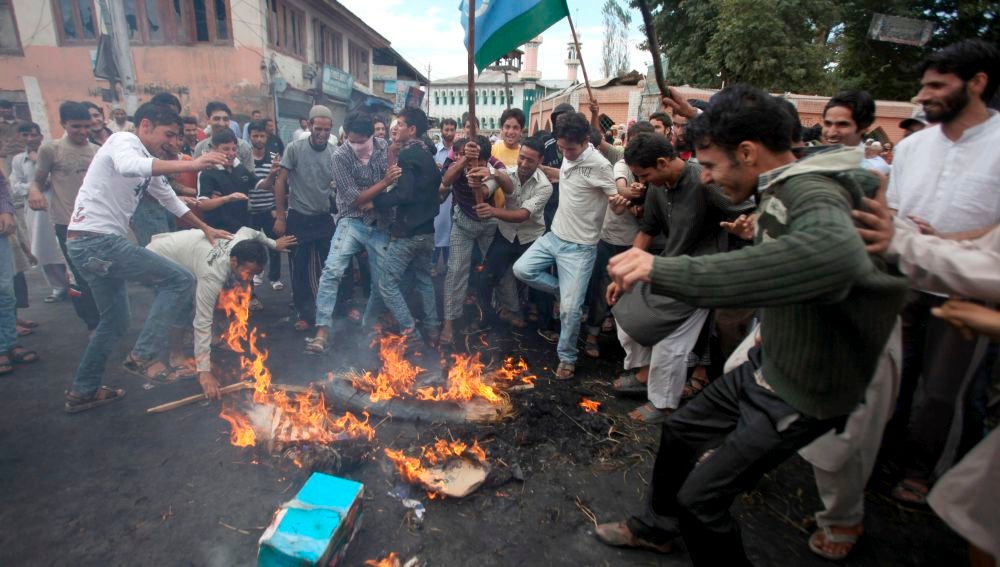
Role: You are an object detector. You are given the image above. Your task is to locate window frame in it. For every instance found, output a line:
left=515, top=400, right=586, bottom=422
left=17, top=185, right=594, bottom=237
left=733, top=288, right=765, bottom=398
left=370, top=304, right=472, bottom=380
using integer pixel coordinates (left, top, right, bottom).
left=348, top=40, right=370, bottom=87
left=313, top=19, right=343, bottom=70
left=116, top=0, right=232, bottom=46
left=52, top=0, right=100, bottom=46
left=266, top=0, right=306, bottom=60
left=0, top=0, right=23, bottom=55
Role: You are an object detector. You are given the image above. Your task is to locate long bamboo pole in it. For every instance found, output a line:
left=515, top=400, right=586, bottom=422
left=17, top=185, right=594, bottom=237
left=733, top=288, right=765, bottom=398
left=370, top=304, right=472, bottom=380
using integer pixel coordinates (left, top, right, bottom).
left=637, top=0, right=668, bottom=96
left=467, top=0, right=483, bottom=205
left=566, top=13, right=594, bottom=105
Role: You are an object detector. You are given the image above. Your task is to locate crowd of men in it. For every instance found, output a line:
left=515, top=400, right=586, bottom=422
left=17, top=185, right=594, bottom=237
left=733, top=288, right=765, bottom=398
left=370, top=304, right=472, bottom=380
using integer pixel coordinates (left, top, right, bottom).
left=0, top=37, right=996, bottom=566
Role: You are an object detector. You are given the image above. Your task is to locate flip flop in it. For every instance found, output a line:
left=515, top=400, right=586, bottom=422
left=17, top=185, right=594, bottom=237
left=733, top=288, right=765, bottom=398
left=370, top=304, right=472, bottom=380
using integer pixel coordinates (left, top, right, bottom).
left=808, top=526, right=861, bottom=561
left=553, top=361, right=575, bottom=380
left=628, top=402, right=672, bottom=424
left=891, top=478, right=929, bottom=508
left=613, top=371, right=647, bottom=394
left=8, top=346, right=38, bottom=364
left=304, top=336, right=329, bottom=355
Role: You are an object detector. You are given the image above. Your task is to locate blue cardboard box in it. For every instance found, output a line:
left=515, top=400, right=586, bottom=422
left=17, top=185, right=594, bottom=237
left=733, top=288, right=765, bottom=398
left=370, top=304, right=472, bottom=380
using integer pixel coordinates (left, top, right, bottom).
left=257, top=473, right=364, bottom=566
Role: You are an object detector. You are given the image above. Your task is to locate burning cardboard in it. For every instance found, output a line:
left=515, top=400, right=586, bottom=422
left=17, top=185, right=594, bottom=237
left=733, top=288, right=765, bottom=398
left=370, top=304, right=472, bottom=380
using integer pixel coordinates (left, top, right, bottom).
left=384, top=438, right=490, bottom=499
left=258, top=472, right=364, bottom=567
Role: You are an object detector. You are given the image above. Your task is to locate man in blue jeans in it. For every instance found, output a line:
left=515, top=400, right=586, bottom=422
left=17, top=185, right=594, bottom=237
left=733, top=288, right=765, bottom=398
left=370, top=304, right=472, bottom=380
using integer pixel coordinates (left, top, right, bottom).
left=305, top=112, right=399, bottom=355
left=513, top=112, right=618, bottom=379
left=63, top=102, right=232, bottom=413
left=0, top=171, right=35, bottom=377
left=354, top=108, right=442, bottom=346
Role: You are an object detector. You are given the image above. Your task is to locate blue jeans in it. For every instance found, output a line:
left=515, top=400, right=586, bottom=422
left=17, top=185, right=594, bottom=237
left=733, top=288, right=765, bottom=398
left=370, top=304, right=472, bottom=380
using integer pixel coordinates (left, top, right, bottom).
left=513, top=232, right=597, bottom=364
left=0, top=237, right=17, bottom=353
left=379, top=233, right=439, bottom=338
left=314, top=218, right=388, bottom=329
left=67, top=234, right=195, bottom=396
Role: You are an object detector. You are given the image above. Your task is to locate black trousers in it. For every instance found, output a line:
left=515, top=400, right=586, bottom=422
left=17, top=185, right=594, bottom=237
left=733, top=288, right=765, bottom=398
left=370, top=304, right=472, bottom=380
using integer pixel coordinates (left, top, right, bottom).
left=628, top=348, right=844, bottom=566
left=480, top=231, right=552, bottom=329
left=585, top=240, right=629, bottom=331
left=248, top=210, right=285, bottom=282
left=286, top=211, right=334, bottom=324
left=54, top=224, right=101, bottom=330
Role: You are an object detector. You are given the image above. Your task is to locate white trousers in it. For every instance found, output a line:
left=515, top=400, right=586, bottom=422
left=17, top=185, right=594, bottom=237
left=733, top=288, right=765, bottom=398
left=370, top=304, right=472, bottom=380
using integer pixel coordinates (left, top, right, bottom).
left=616, top=308, right=709, bottom=410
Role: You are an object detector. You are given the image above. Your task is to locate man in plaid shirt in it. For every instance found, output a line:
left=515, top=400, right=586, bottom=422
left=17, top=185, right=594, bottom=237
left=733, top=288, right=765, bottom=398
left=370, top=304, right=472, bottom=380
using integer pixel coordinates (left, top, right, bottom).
left=305, top=112, right=400, bottom=355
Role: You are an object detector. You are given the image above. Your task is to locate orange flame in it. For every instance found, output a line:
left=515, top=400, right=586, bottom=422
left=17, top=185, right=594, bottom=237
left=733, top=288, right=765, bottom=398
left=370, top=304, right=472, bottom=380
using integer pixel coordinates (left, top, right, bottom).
left=215, top=286, right=374, bottom=450
left=415, top=352, right=502, bottom=403
left=363, top=552, right=399, bottom=567
left=351, top=334, right=424, bottom=402
left=580, top=398, right=601, bottom=413
left=220, top=407, right=256, bottom=446
left=384, top=438, right=487, bottom=491
left=495, top=356, right=537, bottom=386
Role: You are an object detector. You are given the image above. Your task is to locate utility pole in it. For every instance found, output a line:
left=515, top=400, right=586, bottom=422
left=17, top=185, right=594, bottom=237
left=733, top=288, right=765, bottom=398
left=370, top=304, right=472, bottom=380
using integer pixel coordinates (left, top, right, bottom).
left=426, top=63, right=432, bottom=116
left=99, top=0, right=139, bottom=113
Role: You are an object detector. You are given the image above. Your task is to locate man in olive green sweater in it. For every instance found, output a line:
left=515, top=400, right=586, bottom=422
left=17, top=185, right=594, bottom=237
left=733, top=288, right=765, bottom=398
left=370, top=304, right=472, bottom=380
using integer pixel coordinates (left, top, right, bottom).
left=595, top=85, right=907, bottom=566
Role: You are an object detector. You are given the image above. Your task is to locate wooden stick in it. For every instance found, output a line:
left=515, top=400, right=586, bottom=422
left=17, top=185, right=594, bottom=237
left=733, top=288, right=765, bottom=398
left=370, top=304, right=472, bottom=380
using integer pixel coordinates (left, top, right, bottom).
left=566, top=13, right=594, bottom=105
left=637, top=0, right=669, bottom=96
left=466, top=0, right=485, bottom=206
left=146, top=381, right=252, bottom=414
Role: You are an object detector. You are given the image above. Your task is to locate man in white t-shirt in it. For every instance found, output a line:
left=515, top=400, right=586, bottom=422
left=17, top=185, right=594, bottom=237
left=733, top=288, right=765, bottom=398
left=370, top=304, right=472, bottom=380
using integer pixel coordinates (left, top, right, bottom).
left=63, top=102, right=232, bottom=413
left=513, top=112, right=618, bottom=379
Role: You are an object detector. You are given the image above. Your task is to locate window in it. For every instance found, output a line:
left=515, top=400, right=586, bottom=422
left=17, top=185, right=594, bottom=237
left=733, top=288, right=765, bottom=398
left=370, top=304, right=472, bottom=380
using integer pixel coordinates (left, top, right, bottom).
left=475, top=91, right=479, bottom=105
left=449, top=90, right=455, bottom=105
left=53, top=0, right=98, bottom=44
left=314, top=20, right=343, bottom=69
left=0, top=1, right=22, bottom=55
left=458, top=91, right=463, bottom=105
left=116, top=1, right=229, bottom=45
left=434, top=93, right=440, bottom=106
left=348, top=41, right=370, bottom=86
left=491, top=90, right=496, bottom=105
left=499, top=91, right=504, bottom=105
left=266, top=0, right=304, bottom=58
left=489, top=117, right=495, bottom=129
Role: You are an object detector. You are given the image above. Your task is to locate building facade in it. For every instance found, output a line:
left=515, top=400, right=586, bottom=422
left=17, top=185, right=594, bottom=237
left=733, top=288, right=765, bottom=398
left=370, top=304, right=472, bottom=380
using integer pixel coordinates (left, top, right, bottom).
left=0, top=0, right=425, bottom=140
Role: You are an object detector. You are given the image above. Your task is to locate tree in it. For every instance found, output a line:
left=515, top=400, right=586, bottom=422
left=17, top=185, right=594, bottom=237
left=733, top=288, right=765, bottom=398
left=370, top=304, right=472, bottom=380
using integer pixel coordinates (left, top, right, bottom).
left=602, top=0, right=633, bottom=78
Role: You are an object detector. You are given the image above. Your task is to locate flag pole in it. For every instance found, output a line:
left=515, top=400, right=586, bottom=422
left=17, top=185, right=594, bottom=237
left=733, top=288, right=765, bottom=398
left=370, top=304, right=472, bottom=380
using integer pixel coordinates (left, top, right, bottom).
left=566, top=12, right=594, bottom=105
left=467, top=0, right=477, bottom=140
left=467, top=0, right=483, bottom=205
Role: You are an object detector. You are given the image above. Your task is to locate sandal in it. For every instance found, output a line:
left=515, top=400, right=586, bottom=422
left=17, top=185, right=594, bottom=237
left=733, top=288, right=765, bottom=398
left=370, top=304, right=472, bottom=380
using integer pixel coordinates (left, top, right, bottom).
left=594, top=521, right=673, bottom=554
left=808, top=525, right=862, bottom=561
left=122, top=355, right=180, bottom=384
left=8, top=346, right=38, bottom=364
left=64, top=386, right=126, bottom=413
left=891, top=478, right=929, bottom=508
left=16, top=326, right=33, bottom=337
left=612, top=370, right=647, bottom=394
left=304, top=336, right=329, bottom=355
left=628, top=402, right=672, bottom=424
left=0, top=354, right=13, bottom=375
left=537, top=329, right=559, bottom=344
left=293, top=319, right=312, bottom=332
left=498, top=308, right=526, bottom=328
left=44, top=292, right=65, bottom=303
left=17, top=319, right=38, bottom=328
left=682, top=373, right=711, bottom=400
left=584, top=336, right=600, bottom=358
left=439, top=325, right=454, bottom=347
left=526, top=306, right=539, bottom=323
left=553, top=361, right=575, bottom=380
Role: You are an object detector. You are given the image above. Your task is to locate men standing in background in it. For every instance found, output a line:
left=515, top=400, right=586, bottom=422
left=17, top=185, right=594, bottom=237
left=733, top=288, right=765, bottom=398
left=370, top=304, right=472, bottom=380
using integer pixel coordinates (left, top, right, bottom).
left=0, top=100, right=21, bottom=176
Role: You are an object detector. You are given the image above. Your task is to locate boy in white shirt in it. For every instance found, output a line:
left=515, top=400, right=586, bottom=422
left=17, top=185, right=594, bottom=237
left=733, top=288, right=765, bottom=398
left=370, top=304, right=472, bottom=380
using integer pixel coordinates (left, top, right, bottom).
left=63, top=102, right=232, bottom=413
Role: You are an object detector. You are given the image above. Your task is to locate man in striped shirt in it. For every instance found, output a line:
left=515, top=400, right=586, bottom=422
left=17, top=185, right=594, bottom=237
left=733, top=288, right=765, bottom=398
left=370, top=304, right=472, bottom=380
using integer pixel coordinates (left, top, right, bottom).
left=247, top=120, right=285, bottom=290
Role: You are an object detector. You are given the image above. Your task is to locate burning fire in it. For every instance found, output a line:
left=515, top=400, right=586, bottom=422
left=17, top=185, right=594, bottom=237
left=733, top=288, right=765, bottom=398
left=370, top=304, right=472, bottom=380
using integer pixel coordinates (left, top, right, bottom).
left=363, top=553, right=399, bottom=567
left=215, top=286, right=374, bottom=453
left=580, top=398, right=601, bottom=413
left=384, top=438, right=487, bottom=493
left=220, top=407, right=256, bottom=446
left=351, top=334, right=527, bottom=406
left=494, top=356, right=537, bottom=387
left=351, top=334, right=424, bottom=402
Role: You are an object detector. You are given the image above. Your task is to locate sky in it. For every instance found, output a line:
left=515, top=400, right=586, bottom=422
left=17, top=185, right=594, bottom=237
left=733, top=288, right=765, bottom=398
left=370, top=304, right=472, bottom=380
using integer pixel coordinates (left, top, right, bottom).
left=338, top=0, right=653, bottom=83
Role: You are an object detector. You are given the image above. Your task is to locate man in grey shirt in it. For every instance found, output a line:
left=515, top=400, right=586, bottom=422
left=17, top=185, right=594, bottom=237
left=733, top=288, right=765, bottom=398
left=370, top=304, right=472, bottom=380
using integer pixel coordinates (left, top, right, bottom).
left=273, top=105, right=337, bottom=329
left=193, top=101, right=253, bottom=166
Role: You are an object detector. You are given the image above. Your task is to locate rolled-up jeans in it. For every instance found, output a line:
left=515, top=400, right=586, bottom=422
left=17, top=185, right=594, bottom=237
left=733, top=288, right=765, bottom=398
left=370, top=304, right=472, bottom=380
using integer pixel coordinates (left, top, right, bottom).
left=314, top=218, right=388, bottom=329
left=379, top=233, right=439, bottom=338
left=0, top=236, right=16, bottom=354
left=513, top=232, right=596, bottom=365
left=67, top=233, right=194, bottom=396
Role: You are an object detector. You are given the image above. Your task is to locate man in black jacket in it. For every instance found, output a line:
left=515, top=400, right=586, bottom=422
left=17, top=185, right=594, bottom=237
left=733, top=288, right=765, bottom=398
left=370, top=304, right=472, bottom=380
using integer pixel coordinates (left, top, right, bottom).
left=356, top=108, right=442, bottom=344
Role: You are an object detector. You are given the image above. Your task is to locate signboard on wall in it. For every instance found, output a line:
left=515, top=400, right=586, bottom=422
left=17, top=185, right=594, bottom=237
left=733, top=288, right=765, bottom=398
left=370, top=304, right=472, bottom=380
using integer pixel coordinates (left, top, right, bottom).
left=322, top=65, right=353, bottom=101
left=395, top=80, right=417, bottom=112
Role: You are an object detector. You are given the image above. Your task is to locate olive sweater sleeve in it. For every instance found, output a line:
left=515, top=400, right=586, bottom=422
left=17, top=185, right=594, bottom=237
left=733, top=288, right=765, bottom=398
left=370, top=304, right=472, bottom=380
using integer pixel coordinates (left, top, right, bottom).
left=649, top=177, right=869, bottom=307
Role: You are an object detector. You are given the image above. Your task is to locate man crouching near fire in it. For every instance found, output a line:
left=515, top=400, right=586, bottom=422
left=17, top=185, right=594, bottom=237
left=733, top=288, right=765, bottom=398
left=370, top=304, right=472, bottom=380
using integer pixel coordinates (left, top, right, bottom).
left=147, top=227, right=295, bottom=398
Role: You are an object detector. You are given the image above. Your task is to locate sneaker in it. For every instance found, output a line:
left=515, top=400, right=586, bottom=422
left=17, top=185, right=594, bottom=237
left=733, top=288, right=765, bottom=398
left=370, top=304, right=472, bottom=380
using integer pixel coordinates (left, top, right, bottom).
left=271, top=280, right=284, bottom=291
left=253, top=275, right=263, bottom=286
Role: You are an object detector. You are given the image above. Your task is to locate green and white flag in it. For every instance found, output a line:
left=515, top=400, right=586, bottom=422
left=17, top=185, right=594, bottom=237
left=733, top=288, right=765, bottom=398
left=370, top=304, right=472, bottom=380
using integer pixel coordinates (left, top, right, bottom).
left=461, top=0, right=570, bottom=73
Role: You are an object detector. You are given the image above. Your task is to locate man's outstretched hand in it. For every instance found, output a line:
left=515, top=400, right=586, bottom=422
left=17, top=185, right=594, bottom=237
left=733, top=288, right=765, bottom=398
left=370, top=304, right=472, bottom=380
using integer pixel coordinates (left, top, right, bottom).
left=202, top=226, right=234, bottom=246
left=198, top=371, right=221, bottom=400
left=275, top=235, right=298, bottom=251
left=608, top=248, right=655, bottom=293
